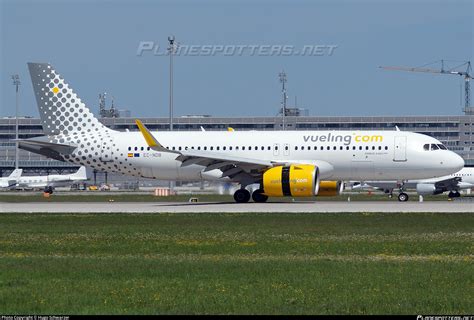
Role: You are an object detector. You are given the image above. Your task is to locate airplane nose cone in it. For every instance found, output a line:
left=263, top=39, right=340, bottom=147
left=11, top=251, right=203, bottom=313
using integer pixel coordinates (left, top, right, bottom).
left=448, top=152, right=465, bottom=172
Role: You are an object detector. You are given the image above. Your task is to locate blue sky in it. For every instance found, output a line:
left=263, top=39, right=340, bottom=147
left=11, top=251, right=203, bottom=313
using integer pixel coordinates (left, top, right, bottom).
left=1, top=0, right=472, bottom=118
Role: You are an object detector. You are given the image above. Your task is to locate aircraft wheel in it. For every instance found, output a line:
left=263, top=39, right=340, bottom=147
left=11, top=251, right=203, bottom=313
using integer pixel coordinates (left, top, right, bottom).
left=44, top=186, right=53, bottom=194
left=448, top=191, right=455, bottom=198
left=252, top=189, right=268, bottom=203
left=234, top=189, right=250, bottom=203
left=453, top=191, right=461, bottom=198
left=398, top=192, right=409, bottom=202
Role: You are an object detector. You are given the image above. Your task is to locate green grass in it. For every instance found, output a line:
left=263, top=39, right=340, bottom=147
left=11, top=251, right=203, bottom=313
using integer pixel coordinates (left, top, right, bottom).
left=0, top=212, right=472, bottom=314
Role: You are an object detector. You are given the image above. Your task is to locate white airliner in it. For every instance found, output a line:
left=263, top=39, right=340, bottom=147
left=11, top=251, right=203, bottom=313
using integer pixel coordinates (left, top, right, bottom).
left=14, top=166, right=88, bottom=194
left=19, top=62, right=464, bottom=202
left=352, top=166, right=474, bottom=200
left=0, top=169, right=23, bottom=189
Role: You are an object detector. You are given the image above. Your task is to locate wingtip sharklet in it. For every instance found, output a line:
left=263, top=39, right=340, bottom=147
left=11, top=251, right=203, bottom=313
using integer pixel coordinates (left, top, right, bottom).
left=135, top=119, right=176, bottom=153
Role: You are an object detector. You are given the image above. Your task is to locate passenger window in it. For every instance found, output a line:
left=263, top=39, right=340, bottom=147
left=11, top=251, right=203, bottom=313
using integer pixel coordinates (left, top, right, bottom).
left=359, top=146, right=363, bottom=150
left=275, top=146, right=278, bottom=150
left=353, top=146, right=356, bottom=150
left=134, top=147, right=138, bottom=151
left=346, top=146, right=349, bottom=150
left=314, top=146, right=317, bottom=150
left=333, top=146, right=337, bottom=150
left=285, top=146, right=289, bottom=150
left=327, top=146, right=330, bottom=150
left=210, top=147, right=214, bottom=151
left=147, top=147, right=151, bottom=151
left=261, top=146, right=264, bottom=151
left=128, top=147, right=131, bottom=151
left=236, top=146, right=239, bottom=150
left=178, top=146, right=182, bottom=151
left=141, top=147, right=144, bottom=151
left=204, top=146, right=207, bottom=150
left=229, top=146, right=233, bottom=150
left=340, top=146, right=343, bottom=150
left=378, top=146, right=381, bottom=150
left=372, top=146, right=375, bottom=150
left=365, top=146, right=369, bottom=150
left=295, top=146, right=298, bottom=150
left=267, top=146, right=271, bottom=150
left=385, top=146, right=388, bottom=150
left=242, top=146, right=246, bottom=150
left=216, top=146, right=220, bottom=151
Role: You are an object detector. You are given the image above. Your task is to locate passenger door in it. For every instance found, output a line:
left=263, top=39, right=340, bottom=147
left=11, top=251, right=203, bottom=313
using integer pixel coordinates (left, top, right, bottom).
left=393, top=136, right=407, bottom=162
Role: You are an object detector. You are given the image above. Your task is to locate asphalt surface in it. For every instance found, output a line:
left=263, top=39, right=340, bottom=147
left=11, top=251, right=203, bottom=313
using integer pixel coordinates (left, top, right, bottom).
left=1, top=200, right=473, bottom=213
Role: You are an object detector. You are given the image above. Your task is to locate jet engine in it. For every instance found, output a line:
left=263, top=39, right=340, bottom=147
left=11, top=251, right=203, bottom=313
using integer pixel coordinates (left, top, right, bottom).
left=416, top=183, right=444, bottom=195
left=318, top=181, right=345, bottom=196
left=263, top=164, right=320, bottom=197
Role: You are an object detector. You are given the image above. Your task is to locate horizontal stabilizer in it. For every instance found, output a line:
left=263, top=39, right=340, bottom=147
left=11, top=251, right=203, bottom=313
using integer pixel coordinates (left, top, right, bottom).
left=17, top=138, right=77, bottom=155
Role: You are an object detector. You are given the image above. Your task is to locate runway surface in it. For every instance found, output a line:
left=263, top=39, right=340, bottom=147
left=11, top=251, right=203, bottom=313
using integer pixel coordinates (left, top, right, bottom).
left=1, top=200, right=473, bottom=213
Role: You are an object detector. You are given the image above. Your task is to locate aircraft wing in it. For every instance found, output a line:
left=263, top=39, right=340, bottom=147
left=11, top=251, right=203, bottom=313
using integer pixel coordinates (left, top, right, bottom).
left=433, top=176, right=462, bottom=191
left=136, top=120, right=274, bottom=180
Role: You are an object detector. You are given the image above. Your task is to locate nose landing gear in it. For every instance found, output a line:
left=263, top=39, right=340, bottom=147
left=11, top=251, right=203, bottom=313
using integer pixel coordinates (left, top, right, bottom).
left=397, top=182, right=409, bottom=202
left=397, top=192, right=409, bottom=202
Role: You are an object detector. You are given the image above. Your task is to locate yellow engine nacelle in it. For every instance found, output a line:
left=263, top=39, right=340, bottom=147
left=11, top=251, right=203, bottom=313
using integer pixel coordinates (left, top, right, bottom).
left=263, top=164, right=320, bottom=197
left=318, top=181, right=345, bottom=196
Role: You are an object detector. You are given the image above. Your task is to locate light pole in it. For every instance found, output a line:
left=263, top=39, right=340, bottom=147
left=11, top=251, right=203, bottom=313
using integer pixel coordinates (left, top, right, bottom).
left=11, top=75, right=20, bottom=169
left=167, top=36, right=177, bottom=193
left=279, top=71, right=287, bottom=130
left=168, top=35, right=177, bottom=131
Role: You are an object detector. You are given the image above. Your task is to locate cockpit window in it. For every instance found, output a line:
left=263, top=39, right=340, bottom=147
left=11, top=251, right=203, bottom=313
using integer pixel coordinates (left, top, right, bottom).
left=423, top=144, right=430, bottom=151
left=431, top=144, right=439, bottom=150
left=437, top=144, right=447, bottom=150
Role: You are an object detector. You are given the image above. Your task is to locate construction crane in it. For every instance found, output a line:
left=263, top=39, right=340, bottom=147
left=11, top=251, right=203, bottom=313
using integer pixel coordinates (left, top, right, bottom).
left=380, top=60, right=473, bottom=115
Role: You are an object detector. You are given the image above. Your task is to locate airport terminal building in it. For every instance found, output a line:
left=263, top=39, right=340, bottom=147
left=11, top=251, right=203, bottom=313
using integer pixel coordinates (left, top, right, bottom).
left=1, top=114, right=473, bottom=185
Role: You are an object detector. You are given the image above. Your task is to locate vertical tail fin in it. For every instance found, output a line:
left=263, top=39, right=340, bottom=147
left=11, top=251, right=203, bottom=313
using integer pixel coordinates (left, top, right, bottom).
left=8, top=169, right=23, bottom=179
left=27, top=63, right=108, bottom=136
left=71, top=166, right=88, bottom=180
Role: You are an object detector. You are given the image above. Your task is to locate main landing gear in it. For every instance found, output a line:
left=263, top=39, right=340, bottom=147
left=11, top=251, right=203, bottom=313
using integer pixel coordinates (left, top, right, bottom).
left=252, top=189, right=268, bottom=203
left=448, top=191, right=461, bottom=198
left=44, top=186, right=54, bottom=194
left=234, top=188, right=250, bottom=203
left=233, top=188, right=268, bottom=203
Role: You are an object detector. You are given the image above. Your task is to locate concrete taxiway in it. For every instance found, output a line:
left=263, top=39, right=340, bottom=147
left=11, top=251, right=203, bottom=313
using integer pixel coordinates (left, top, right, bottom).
left=1, top=201, right=473, bottom=213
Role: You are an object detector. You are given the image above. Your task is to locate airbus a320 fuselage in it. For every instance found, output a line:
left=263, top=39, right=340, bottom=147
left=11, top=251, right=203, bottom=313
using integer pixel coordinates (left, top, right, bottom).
left=20, top=63, right=464, bottom=202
